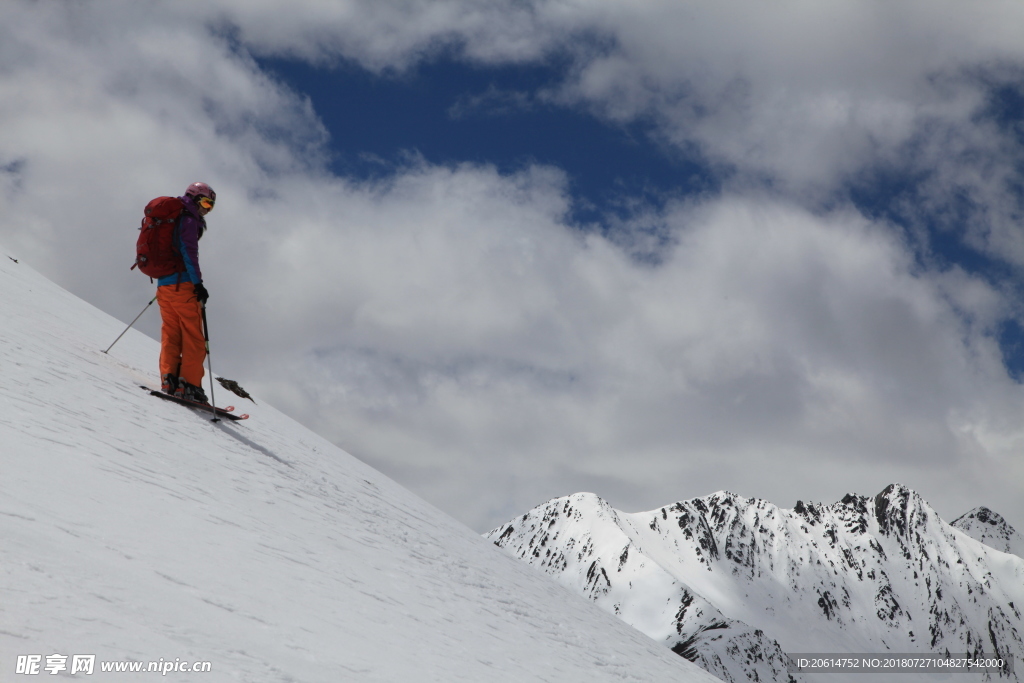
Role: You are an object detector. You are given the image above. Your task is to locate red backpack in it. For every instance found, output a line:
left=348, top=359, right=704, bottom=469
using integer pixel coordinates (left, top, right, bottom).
left=132, top=196, right=185, bottom=279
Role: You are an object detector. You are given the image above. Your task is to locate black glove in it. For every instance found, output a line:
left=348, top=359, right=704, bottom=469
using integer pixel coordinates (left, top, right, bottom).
left=193, top=282, right=209, bottom=304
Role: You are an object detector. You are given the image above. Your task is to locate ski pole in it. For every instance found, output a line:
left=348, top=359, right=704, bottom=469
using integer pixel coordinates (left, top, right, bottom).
left=103, top=295, right=157, bottom=354
left=200, top=302, right=220, bottom=422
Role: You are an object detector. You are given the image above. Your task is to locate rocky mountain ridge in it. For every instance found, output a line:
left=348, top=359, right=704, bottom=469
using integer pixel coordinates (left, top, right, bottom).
left=487, top=485, right=1024, bottom=682
left=952, top=507, right=1024, bottom=558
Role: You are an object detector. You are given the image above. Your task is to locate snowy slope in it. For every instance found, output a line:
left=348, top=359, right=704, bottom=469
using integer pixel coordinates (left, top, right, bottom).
left=0, top=252, right=719, bottom=682
left=952, top=507, right=1024, bottom=558
left=488, top=488, right=1024, bottom=683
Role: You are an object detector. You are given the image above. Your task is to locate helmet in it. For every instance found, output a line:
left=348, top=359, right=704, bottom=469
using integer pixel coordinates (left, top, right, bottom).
left=185, top=182, right=216, bottom=202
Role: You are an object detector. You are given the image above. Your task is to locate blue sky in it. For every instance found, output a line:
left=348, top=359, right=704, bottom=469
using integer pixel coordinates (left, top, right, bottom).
left=1, top=1, right=1023, bottom=532
left=259, top=57, right=716, bottom=228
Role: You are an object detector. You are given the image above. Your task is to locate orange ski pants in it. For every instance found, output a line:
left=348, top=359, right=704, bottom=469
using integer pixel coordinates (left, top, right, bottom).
left=157, top=282, right=206, bottom=387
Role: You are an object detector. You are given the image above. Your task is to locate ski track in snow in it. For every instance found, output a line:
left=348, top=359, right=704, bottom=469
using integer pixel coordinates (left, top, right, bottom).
left=0, top=255, right=718, bottom=682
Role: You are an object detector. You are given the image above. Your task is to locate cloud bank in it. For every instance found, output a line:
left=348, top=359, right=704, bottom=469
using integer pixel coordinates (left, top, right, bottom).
left=1, top=0, right=1022, bottom=530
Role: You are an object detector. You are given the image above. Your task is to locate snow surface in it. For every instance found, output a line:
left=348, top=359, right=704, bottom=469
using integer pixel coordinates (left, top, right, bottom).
left=0, top=252, right=719, bottom=682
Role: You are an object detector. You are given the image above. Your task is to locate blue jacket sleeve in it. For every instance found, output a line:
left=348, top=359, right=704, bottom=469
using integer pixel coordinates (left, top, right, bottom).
left=176, top=213, right=203, bottom=284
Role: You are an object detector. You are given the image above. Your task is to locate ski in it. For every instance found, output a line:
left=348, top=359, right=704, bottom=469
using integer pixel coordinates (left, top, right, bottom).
left=141, top=385, right=249, bottom=421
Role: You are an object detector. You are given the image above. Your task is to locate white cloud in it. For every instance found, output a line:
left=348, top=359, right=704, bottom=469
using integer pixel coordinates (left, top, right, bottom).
left=1, top=0, right=1022, bottom=532
left=218, top=179, right=1024, bottom=529
left=206, top=2, right=1024, bottom=182
left=204, top=0, right=1024, bottom=262
left=207, top=0, right=560, bottom=69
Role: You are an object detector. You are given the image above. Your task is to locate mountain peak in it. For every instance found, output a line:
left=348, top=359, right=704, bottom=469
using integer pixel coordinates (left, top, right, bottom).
left=490, top=486, right=1024, bottom=683
left=872, top=482, right=931, bottom=536
left=952, top=506, right=1024, bottom=557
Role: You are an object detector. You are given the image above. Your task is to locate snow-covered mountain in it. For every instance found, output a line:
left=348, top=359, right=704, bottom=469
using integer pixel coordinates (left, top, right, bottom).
left=0, top=251, right=720, bottom=682
left=952, top=507, right=1024, bottom=559
left=487, top=487, right=1024, bottom=683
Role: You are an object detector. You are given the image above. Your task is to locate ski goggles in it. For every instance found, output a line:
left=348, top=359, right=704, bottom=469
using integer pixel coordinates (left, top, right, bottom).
left=197, top=196, right=215, bottom=211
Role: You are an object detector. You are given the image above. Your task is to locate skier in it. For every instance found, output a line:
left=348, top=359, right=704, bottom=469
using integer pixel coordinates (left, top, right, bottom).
left=156, top=182, right=215, bottom=403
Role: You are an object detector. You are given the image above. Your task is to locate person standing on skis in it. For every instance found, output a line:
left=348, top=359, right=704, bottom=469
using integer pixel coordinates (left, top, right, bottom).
left=157, top=182, right=215, bottom=403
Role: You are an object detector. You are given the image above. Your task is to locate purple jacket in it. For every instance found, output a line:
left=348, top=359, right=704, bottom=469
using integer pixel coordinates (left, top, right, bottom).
left=156, top=195, right=206, bottom=286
